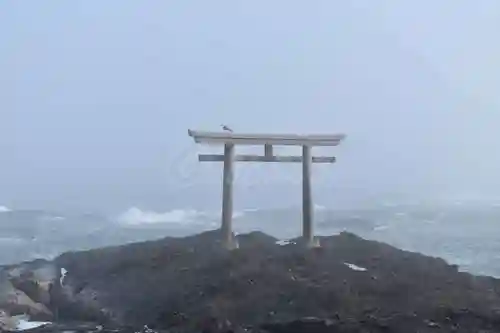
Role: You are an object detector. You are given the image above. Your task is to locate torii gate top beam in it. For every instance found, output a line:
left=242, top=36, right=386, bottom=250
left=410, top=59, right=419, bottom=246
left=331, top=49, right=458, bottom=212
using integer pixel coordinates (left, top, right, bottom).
left=188, top=129, right=346, bottom=146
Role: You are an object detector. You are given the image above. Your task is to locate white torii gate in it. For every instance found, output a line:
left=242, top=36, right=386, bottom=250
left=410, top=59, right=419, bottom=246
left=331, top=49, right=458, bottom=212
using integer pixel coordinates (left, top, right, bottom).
left=188, top=129, right=346, bottom=249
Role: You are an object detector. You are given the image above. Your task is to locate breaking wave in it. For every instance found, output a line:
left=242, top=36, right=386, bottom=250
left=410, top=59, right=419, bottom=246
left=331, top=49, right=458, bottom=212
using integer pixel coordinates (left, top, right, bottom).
left=0, top=237, right=25, bottom=244
left=314, top=204, right=327, bottom=211
left=0, top=205, right=11, bottom=213
left=115, top=207, right=253, bottom=226
left=116, top=207, right=203, bottom=226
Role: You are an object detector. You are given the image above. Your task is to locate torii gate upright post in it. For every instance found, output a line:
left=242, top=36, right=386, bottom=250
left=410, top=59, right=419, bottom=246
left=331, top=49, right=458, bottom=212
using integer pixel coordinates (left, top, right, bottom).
left=188, top=129, right=346, bottom=249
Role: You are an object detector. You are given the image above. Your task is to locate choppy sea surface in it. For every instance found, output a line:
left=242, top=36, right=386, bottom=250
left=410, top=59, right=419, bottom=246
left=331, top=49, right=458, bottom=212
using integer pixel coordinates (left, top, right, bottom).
left=1, top=204, right=500, bottom=277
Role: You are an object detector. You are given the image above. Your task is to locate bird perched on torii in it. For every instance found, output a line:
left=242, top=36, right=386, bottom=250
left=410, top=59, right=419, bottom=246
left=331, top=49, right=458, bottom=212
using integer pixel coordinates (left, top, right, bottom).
left=221, top=124, right=233, bottom=133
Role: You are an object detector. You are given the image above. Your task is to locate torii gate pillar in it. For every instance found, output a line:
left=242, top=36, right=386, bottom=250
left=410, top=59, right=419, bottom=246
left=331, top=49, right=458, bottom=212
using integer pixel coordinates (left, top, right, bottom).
left=302, top=145, right=314, bottom=247
left=188, top=129, right=346, bottom=249
left=221, top=143, right=235, bottom=249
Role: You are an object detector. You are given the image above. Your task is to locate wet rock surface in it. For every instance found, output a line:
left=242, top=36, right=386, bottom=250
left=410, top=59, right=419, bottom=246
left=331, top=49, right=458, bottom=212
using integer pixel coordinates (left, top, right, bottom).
left=0, top=259, right=57, bottom=323
left=2, top=230, right=500, bottom=332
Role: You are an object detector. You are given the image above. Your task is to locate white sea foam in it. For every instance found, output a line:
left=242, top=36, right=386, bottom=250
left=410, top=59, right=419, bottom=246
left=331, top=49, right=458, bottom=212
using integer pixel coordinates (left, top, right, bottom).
left=40, top=215, right=66, bottom=222
left=117, top=207, right=202, bottom=225
left=344, top=262, right=367, bottom=271
left=15, top=319, right=51, bottom=331
left=0, top=237, right=25, bottom=244
left=0, top=206, right=11, bottom=213
left=314, top=204, right=327, bottom=211
left=232, top=211, right=245, bottom=219
left=373, top=225, right=389, bottom=231
left=242, top=208, right=261, bottom=213
left=116, top=207, right=248, bottom=226
left=276, top=239, right=295, bottom=246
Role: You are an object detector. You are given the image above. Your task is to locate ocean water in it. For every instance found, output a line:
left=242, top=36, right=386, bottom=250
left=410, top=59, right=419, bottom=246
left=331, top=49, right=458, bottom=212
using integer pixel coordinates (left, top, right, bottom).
left=1, top=204, right=500, bottom=277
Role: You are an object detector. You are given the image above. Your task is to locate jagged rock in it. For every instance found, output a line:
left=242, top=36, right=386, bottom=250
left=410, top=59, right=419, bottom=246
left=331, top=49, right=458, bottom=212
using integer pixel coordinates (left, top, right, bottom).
left=0, top=309, right=17, bottom=331
left=0, top=278, right=52, bottom=321
left=0, top=260, right=59, bottom=322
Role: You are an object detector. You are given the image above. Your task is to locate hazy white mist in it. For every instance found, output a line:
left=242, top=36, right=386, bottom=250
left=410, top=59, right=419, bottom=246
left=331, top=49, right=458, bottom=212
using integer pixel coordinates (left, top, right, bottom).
left=2, top=1, right=500, bottom=213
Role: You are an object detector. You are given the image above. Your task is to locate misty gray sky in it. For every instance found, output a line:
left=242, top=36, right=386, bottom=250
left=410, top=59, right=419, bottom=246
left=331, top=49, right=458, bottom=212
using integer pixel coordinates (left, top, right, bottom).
left=2, top=1, right=500, bottom=213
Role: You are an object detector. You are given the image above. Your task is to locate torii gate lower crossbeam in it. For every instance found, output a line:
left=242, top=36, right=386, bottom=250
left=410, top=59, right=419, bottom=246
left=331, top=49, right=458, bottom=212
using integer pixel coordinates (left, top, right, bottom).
left=188, top=129, right=346, bottom=249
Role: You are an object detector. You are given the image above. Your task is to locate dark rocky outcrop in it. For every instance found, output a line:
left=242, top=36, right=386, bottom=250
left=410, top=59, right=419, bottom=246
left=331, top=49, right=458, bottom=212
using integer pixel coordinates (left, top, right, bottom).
left=0, top=259, right=57, bottom=323
left=3, top=230, right=500, bottom=332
